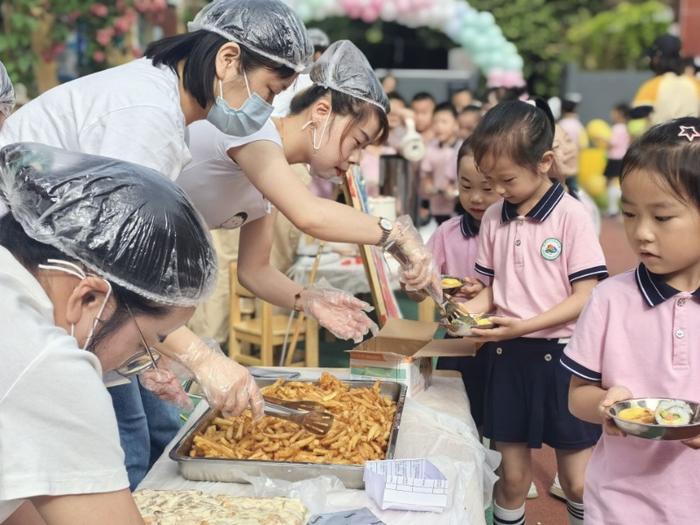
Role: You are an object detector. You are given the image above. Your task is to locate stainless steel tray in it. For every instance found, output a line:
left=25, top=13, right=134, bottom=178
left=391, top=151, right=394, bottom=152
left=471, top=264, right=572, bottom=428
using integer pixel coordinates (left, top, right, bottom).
left=169, top=378, right=407, bottom=489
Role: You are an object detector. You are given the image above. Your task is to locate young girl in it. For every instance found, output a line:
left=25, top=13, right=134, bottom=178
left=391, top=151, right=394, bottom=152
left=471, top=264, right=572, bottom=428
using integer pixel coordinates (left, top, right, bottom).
left=411, top=139, right=500, bottom=429
left=460, top=99, right=608, bottom=525
left=179, top=40, right=437, bottom=342
left=565, top=117, right=700, bottom=524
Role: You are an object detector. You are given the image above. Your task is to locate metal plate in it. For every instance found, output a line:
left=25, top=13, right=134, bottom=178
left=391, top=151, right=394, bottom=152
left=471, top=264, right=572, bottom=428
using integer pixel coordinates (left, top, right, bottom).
left=608, top=397, right=700, bottom=441
left=169, top=379, right=407, bottom=489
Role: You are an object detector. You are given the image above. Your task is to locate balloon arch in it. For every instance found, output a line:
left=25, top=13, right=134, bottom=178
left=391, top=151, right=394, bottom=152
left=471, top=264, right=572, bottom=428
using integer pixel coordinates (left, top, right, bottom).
left=284, top=0, right=525, bottom=87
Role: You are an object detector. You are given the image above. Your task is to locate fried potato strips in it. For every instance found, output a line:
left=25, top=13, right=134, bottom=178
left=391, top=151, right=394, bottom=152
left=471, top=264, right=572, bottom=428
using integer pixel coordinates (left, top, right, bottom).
left=189, top=373, right=397, bottom=465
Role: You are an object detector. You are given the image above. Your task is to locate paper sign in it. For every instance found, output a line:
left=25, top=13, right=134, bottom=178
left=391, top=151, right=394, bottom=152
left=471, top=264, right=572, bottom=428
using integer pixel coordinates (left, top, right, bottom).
left=363, top=459, right=449, bottom=512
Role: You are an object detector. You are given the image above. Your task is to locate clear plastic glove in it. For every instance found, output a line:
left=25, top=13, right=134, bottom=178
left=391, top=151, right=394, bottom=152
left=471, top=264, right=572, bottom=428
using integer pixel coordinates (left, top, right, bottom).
left=178, top=338, right=264, bottom=420
left=300, top=279, right=378, bottom=343
left=139, top=365, right=193, bottom=411
left=384, top=215, right=442, bottom=298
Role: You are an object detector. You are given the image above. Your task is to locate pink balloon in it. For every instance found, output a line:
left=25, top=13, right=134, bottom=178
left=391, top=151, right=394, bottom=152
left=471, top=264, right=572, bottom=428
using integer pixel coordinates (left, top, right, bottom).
left=397, top=0, right=411, bottom=13
left=361, top=6, right=379, bottom=22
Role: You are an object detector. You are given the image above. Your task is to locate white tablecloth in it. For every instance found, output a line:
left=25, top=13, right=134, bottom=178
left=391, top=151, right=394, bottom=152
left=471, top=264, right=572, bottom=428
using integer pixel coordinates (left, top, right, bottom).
left=138, top=368, right=499, bottom=524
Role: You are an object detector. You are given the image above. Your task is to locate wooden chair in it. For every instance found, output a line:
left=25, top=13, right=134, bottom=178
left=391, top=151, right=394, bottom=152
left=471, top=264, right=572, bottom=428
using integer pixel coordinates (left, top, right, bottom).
left=228, top=262, right=319, bottom=367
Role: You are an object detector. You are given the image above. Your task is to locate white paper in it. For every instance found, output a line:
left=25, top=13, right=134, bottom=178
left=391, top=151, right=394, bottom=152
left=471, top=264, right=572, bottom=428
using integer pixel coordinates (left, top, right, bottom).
left=363, top=459, right=449, bottom=513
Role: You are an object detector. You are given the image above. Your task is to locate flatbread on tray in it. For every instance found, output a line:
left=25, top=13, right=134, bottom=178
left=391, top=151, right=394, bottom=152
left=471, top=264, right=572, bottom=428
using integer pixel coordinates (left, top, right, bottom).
left=134, top=490, right=307, bottom=525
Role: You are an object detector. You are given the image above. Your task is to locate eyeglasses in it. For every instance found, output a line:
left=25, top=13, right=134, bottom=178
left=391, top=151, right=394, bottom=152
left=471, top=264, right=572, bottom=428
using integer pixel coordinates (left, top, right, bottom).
left=115, top=304, right=161, bottom=378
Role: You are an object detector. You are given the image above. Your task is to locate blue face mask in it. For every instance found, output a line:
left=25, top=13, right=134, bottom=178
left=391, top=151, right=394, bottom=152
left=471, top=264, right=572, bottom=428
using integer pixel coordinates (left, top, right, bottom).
left=206, top=70, right=273, bottom=136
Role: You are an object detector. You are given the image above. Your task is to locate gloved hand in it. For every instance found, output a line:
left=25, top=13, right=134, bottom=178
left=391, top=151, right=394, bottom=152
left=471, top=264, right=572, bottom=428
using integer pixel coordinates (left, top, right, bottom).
left=177, top=338, right=264, bottom=419
left=139, top=356, right=193, bottom=410
left=299, top=279, right=378, bottom=343
left=384, top=215, right=442, bottom=299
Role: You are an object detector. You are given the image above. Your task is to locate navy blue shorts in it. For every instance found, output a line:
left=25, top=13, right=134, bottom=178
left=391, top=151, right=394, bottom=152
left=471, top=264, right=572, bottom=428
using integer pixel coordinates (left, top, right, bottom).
left=437, top=342, right=491, bottom=427
left=483, top=337, right=601, bottom=450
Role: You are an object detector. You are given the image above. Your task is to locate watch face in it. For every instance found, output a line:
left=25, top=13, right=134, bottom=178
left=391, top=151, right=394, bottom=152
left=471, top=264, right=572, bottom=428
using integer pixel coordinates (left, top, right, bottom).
left=379, top=218, right=393, bottom=231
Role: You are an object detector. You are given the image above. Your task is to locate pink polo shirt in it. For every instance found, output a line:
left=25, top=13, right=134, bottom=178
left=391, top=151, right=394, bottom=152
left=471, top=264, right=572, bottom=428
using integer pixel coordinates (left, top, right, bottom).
left=475, top=182, right=607, bottom=338
left=427, top=214, right=481, bottom=280
left=561, top=265, right=700, bottom=524
left=419, top=139, right=460, bottom=216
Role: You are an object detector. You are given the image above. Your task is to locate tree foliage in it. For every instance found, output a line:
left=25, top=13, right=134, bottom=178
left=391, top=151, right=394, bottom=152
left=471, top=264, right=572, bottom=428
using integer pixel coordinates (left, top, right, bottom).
left=567, top=1, right=673, bottom=70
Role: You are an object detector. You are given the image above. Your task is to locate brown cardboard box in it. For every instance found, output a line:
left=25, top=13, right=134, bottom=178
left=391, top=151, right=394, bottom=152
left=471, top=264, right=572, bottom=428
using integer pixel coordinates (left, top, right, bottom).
left=347, top=319, right=478, bottom=396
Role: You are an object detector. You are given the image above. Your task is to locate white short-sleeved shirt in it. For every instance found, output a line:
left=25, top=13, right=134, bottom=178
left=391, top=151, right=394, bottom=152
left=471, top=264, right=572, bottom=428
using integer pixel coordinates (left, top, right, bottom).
left=561, top=265, right=700, bottom=524
left=271, top=74, right=313, bottom=118
left=475, top=182, right=608, bottom=338
left=0, top=247, right=128, bottom=521
left=179, top=120, right=278, bottom=230
left=0, top=58, right=190, bottom=181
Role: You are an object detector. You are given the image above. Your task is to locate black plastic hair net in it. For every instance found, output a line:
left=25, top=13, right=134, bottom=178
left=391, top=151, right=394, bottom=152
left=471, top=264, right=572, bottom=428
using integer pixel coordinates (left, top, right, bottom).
left=309, top=40, right=389, bottom=113
left=188, top=0, right=313, bottom=73
left=0, top=143, right=217, bottom=307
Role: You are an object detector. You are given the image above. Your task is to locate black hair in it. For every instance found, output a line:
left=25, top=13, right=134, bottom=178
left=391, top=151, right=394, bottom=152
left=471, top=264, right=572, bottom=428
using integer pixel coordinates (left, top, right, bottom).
left=460, top=104, right=482, bottom=115
left=621, top=117, right=700, bottom=209
left=411, top=92, right=435, bottom=104
left=562, top=99, right=578, bottom=114
left=457, top=137, right=475, bottom=165
left=289, top=84, right=389, bottom=146
left=451, top=86, right=472, bottom=96
left=433, top=102, right=457, bottom=118
left=0, top=214, right=169, bottom=352
left=471, top=98, right=555, bottom=172
left=613, top=102, right=630, bottom=120
left=387, top=91, right=406, bottom=105
left=145, top=30, right=296, bottom=109
left=651, top=54, right=682, bottom=75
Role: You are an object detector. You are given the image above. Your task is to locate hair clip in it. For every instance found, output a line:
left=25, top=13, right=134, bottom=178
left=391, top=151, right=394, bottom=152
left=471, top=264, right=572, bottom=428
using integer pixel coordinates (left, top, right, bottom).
left=678, top=125, right=700, bottom=142
left=525, top=99, right=537, bottom=107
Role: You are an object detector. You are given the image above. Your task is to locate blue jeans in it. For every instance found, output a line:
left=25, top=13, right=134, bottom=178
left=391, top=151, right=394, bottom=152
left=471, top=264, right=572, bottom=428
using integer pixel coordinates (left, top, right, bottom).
left=109, top=379, right=181, bottom=490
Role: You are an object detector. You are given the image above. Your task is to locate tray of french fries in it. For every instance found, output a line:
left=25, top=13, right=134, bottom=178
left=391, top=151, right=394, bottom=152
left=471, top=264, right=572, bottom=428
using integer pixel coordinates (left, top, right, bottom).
left=170, top=373, right=406, bottom=489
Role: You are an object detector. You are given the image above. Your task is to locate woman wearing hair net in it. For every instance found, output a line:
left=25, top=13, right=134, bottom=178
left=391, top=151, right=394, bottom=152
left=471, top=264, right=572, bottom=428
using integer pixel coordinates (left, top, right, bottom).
left=0, top=143, right=217, bottom=524
left=0, top=0, right=312, bottom=489
left=0, top=61, right=15, bottom=128
left=179, top=40, right=441, bottom=345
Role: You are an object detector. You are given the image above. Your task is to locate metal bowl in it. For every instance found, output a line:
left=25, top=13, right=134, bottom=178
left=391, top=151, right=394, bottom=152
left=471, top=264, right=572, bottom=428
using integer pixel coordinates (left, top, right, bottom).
left=607, top=398, right=700, bottom=440
left=446, top=311, right=494, bottom=337
left=440, top=275, right=464, bottom=295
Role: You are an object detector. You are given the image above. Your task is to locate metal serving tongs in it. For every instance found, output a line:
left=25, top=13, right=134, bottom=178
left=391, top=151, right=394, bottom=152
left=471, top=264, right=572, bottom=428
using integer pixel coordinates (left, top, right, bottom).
left=384, top=240, right=461, bottom=323
left=262, top=396, right=334, bottom=435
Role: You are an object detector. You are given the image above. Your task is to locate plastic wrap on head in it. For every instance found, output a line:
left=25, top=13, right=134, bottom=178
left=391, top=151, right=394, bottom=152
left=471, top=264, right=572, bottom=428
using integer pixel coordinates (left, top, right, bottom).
left=0, top=143, right=217, bottom=307
left=309, top=40, right=388, bottom=113
left=0, top=61, right=15, bottom=118
left=307, top=28, right=330, bottom=49
left=187, top=0, right=313, bottom=73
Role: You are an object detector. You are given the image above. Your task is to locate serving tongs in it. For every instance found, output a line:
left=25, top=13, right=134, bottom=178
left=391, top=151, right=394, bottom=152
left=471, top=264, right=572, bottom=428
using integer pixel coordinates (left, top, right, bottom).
left=262, top=396, right=334, bottom=435
left=384, top=241, right=461, bottom=323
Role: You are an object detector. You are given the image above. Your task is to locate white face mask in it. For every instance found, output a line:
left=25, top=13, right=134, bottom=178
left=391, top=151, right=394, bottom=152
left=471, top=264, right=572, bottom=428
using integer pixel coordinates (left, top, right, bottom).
left=37, top=259, right=127, bottom=387
left=303, top=112, right=344, bottom=184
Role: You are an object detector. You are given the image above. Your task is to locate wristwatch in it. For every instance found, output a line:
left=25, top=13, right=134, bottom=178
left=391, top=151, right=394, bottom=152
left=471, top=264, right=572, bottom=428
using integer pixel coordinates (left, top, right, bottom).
left=377, top=217, right=394, bottom=246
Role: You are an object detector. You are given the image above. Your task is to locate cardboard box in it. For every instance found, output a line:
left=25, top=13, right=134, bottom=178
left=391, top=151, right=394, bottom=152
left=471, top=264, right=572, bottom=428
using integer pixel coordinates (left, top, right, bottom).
left=347, top=319, right=477, bottom=396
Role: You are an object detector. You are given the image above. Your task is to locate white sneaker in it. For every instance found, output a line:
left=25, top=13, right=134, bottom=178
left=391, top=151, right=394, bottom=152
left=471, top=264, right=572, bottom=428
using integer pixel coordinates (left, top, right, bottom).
left=527, top=481, right=538, bottom=499
left=549, top=474, right=565, bottom=501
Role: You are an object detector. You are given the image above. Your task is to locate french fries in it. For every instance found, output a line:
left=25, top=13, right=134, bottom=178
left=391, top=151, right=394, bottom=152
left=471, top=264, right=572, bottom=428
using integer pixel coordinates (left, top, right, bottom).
left=189, top=373, right=397, bottom=465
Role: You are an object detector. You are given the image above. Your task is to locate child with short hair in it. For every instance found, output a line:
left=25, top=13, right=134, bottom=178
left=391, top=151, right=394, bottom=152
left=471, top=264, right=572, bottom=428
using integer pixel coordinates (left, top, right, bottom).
left=565, top=117, right=700, bottom=524
left=460, top=99, right=608, bottom=525
left=457, top=104, right=482, bottom=141
left=412, top=139, right=501, bottom=429
left=420, top=102, right=461, bottom=225
left=604, top=102, right=631, bottom=216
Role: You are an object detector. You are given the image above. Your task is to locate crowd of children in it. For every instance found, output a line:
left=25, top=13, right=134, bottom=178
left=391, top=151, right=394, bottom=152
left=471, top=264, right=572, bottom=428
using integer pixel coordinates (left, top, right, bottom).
left=399, top=76, right=700, bottom=523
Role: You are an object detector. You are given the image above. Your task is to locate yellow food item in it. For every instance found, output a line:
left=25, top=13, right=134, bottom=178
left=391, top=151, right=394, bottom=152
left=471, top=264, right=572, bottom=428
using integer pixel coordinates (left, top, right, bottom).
left=441, top=277, right=462, bottom=289
left=618, top=406, right=654, bottom=424
left=475, top=317, right=493, bottom=327
left=189, top=373, right=396, bottom=465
